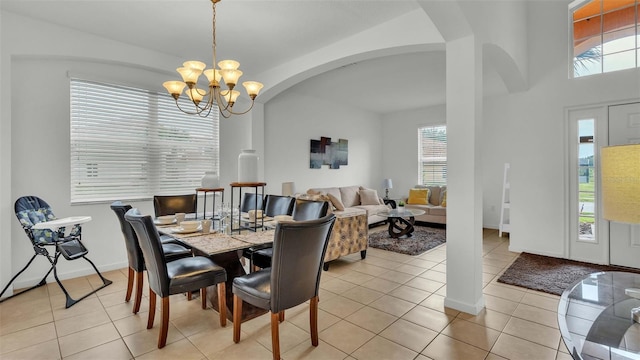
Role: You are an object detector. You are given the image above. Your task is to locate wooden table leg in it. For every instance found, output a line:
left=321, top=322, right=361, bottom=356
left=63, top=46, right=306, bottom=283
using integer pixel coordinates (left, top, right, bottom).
left=204, top=251, right=268, bottom=322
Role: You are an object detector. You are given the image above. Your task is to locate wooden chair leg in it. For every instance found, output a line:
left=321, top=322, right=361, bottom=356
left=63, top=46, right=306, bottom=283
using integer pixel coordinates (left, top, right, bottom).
left=133, top=270, right=143, bottom=314
left=270, top=312, right=281, bottom=360
left=125, top=267, right=134, bottom=302
left=187, top=291, right=192, bottom=301
left=147, top=288, right=156, bottom=329
left=201, top=288, right=207, bottom=309
left=233, top=295, right=242, bottom=343
left=158, top=297, right=169, bottom=348
left=218, top=283, right=227, bottom=327
left=278, top=311, right=284, bottom=322
left=310, top=296, right=319, bottom=346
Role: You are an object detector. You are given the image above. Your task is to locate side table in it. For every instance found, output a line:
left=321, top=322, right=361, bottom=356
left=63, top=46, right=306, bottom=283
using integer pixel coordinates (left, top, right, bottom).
left=195, top=188, right=224, bottom=221
left=230, top=182, right=266, bottom=234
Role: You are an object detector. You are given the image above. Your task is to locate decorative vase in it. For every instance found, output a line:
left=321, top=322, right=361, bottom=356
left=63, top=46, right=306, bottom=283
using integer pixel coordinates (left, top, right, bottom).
left=201, top=171, right=219, bottom=188
left=238, top=149, right=258, bottom=182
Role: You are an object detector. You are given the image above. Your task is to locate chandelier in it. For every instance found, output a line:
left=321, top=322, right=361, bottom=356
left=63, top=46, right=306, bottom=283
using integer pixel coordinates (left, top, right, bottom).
left=163, top=0, right=263, bottom=118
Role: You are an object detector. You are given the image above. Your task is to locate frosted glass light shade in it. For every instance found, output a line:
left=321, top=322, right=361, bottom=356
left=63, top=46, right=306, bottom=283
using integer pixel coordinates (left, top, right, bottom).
left=177, top=66, right=202, bottom=84
left=186, top=88, right=205, bottom=103
left=220, top=69, right=242, bottom=86
left=243, top=81, right=264, bottom=99
left=601, top=144, right=640, bottom=224
left=204, top=69, right=222, bottom=85
left=218, top=60, right=240, bottom=70
left=182, top=61, right=207, bottom=71
left=282, top=182, right=295, bottom=196
left=163, top=81, right=186, bottom=96
left=382, top=178, right=393, bottom=189
left=221, top=89, right=240, bottom=104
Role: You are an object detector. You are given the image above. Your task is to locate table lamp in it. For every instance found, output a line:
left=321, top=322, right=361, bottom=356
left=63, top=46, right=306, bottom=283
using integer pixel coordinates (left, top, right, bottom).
left=382, top=178, right=393, bottom=199
left=601, top=143, right=640, bottom=323
left=282, top=182, right=296, bottom=197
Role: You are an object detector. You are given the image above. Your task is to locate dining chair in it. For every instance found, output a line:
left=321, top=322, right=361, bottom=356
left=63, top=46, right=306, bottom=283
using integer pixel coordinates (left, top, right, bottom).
left=110, top=201, right=192, bottom=314
left=125, top=208, right=228, bottom=348
left=239, top=192, right=264, bottom=212
left=232, top=214, right=336, bottom=360
left=251, top=200, right=329, bottom=270
left=153, top=194, right=197, bottom=217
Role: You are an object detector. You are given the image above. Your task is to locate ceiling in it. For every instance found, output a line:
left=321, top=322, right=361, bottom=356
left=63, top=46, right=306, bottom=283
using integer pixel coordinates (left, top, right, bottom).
left=1, top=0, right=507, bottom=115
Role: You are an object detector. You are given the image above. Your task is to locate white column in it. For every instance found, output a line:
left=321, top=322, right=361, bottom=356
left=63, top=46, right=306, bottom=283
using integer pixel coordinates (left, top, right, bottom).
left=443, top=34, right=485, bottom=314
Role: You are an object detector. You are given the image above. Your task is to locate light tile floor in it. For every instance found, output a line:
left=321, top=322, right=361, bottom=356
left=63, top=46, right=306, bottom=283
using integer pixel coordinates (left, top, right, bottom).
left=0, top=228, right=573, bottom=359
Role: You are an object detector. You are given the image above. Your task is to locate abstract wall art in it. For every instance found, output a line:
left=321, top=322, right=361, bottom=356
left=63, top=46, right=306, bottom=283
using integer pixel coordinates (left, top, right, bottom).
left=310, top=137, right=348, bottom=169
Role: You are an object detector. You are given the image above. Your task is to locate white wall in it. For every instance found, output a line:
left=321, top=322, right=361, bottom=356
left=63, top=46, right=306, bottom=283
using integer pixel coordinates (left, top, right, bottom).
left=0, top=11, right=253, bottom=289
left=264, top=91, right=383, bottom=195
left=484, top=2, right=640, bottom=260
left=380, top=104, right=446, bottom=199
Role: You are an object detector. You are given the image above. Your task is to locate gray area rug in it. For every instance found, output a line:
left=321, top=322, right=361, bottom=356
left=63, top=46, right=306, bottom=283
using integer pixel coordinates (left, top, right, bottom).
left=497, top=252, right=640, bottom=296
left=368, top=226, right=446, bottom=256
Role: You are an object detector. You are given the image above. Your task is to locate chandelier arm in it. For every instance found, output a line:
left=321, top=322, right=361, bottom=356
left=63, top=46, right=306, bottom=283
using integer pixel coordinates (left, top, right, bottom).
left=220, top=100, right=256, bottom=116
left=173, top=98, right=205, bottom=116
left=213, top=89, right=233, bottom=112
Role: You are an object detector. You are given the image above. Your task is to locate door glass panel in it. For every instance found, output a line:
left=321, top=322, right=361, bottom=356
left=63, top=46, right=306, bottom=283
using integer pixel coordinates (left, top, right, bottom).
left=578, top=119, right=596, bottom=242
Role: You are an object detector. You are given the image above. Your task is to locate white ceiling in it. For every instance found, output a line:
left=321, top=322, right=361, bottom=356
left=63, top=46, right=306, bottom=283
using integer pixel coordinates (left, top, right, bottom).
left=1, top=0, right=506, bottom=114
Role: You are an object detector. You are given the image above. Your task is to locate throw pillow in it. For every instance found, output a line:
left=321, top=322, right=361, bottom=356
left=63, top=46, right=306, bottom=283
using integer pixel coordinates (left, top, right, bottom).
left=359, top=189, right=380, bottom=205
left=407, top=188, right=429, bottom=205
left=327, top=193, right=345, bottom=211
left=440, top=189, right=447, bottom=207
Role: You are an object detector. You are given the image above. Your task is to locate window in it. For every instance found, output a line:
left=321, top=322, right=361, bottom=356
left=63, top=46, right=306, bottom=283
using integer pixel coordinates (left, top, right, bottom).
left=418, top=125, right=447, bottom=186
left=578, top=119, right=596, bottom=241
left=70, top=79, right=219, bottom=203
left=571, top=0, right=639, bottom=77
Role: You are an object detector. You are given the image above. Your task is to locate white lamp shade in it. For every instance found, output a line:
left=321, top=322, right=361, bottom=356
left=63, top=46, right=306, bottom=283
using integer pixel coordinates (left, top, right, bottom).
left=282, top=182, right=295, bottom=196
left=382, top=178, right=393, bottom=189
left=601, top=144, right=640, bottom=224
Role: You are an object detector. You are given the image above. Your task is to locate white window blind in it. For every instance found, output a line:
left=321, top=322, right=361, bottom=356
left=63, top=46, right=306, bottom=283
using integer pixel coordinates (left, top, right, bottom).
left=418, top=125, right=447, bottom=186
left=70, top=79, right=219, bottom=203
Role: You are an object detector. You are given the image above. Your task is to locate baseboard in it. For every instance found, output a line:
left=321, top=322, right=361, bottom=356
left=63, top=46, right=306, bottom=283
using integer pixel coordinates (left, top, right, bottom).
left=444, top=295, right=485, bottom=315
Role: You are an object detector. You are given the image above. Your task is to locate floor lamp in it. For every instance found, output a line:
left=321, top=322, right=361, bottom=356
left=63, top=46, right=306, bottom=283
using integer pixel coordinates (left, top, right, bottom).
left=601, top=143, right=640, bottom=322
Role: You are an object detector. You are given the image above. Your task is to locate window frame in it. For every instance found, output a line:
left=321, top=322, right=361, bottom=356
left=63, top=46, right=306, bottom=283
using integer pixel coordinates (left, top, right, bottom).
left=417, top=124, right=447, bottom=187
left=70, top=78, right=219, bottom=204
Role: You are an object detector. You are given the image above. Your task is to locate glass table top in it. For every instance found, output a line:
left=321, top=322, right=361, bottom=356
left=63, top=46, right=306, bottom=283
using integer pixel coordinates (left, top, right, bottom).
left=557, top=271, right=640, bottom=359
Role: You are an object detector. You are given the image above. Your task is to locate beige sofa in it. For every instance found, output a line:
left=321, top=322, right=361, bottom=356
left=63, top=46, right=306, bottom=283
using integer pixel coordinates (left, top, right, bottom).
left=402, top=185, right=447, bottom=225
left=306, top=185, right=390, bottom=226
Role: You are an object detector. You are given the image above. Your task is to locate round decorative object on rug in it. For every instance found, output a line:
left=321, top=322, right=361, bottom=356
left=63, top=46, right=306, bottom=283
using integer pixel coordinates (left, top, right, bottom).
left=368, top=226, right=446, bottom=256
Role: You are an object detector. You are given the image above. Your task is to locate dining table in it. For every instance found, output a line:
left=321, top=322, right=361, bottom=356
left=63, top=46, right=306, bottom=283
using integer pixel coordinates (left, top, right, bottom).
left=157, top=223, right=275, bottom=322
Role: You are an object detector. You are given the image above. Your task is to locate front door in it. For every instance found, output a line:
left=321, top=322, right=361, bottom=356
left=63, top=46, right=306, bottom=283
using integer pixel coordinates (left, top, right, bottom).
left=608, top=102, right=640, bottom=269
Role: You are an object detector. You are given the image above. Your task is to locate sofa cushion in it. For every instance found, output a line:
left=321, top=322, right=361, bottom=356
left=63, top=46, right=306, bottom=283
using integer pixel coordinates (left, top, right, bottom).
left=408, top=188, right=429, bottom=205
left=353, top=204, right=388, bottom=218
left=439, top=187, right=447, bottom=206
left=359, top=189, right=381, bottom=205
left=308, top=187, right=342, bottom=210
left=429, top=186, right=442, bottom=206
left=428, top=206, right=446, bottom=216
left=327, top=193, right=345, bottom=210
left=339, top=186, right=361, bottom=208
left=296, top=194, right=334, bottom=214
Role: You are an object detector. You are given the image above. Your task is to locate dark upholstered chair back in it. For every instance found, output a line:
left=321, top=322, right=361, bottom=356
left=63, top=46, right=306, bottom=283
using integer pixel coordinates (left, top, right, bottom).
left=263, top=195, right=295, bottom=217
left=110, top=201, right=144, bottom=272
left=125, top=209, right=170, bottom=297
left=153, top=194, right=197, bottom=217
left=240, top=192, right=264, bottom=213
left=270, top=214, right=335, bottom=312
left=292, top=200, right=329, bottom=221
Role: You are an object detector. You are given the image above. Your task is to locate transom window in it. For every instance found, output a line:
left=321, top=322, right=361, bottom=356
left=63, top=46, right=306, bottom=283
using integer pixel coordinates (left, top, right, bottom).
left=571, top=0, right=639, bottom=77
left=418, top=125, right=447, bottom=186
left=70, top=79, right=219, bottom=204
